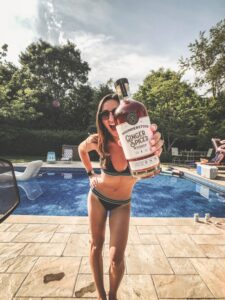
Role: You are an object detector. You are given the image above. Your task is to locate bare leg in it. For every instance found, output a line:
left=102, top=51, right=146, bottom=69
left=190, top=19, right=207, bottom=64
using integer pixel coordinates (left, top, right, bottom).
left=108, top=203, right=131, bottom=300
left=88, top=191, right=107, bottom=300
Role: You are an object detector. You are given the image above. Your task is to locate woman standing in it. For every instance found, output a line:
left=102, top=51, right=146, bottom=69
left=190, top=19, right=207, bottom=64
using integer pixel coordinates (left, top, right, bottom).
left=78, top=94, right=163, bottom=300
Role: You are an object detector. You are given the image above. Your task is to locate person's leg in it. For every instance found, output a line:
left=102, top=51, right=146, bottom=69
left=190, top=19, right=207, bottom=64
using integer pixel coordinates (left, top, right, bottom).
left=108, top=203, right=131, bottom=300
left=88, top=191, right=108, bottom=300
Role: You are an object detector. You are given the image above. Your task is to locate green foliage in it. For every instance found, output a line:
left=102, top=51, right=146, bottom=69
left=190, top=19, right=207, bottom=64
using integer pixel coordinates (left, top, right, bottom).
left=88, top=80, right=114, bottom=131
left=135, top=68, right=204, bottom=151
left=180, top=19, right=225, bottom=98
left=0, top=126, right=87, bottom=156
left=0, top=40, right=92, bottom=128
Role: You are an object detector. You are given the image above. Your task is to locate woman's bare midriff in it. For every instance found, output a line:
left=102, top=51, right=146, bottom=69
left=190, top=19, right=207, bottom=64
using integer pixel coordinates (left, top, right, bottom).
left=94, top=172, right=137, bottom=201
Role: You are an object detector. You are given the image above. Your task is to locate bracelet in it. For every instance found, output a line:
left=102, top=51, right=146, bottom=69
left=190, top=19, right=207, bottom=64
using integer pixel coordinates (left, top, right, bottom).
left=87, top=170, right=94, bottom=177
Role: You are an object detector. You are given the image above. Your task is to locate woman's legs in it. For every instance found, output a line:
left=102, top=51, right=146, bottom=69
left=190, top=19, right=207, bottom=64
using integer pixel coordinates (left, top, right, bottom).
left=88, top=191, right=107, bottom=300
left=108, top=203, right=131, bottom=300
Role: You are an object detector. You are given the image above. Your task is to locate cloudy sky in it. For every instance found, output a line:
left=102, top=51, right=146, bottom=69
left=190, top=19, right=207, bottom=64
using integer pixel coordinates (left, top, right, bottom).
left=0, top=0, right=224, bottom=92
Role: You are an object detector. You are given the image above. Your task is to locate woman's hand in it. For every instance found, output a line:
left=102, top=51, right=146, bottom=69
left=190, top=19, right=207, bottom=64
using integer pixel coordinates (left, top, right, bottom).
left=89, top=173, right=100, bottom=189
left=150, top=124, right=164, bottom=157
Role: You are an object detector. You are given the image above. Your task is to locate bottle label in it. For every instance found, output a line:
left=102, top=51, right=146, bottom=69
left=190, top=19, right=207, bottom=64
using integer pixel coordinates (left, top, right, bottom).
left=116, top=116, right=151, bottom=160
left=129, top=155, right=159, bottom=171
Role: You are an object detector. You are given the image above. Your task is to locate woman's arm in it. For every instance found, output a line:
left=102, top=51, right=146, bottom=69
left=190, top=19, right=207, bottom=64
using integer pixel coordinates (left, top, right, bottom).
left=78, top=134, right=99, bottom=174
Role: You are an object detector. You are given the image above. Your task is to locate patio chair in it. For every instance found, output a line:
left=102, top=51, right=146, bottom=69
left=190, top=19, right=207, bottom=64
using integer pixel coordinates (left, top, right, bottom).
left=171, top=147, right=182, bottom=164
left=0, top=158, right=20, bottom=223
left=207, top=138, right=225, bottom=165
left=14, top=160, right=43, bottom=181
left=61, top=148, right=73, bottom=163
left=47, top=151, right=56, bottom=164
left=200, top=148, right=213, bottom=163
left=198, top=139, right=225, bottom=166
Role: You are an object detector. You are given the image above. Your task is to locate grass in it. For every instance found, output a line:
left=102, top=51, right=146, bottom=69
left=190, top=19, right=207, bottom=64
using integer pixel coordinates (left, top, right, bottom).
left=0, top=155, right=46, bottom=163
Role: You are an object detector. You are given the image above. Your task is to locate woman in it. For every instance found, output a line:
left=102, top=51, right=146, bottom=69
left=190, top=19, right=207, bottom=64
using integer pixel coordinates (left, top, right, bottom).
left=78, top=94, right=163, bottom=300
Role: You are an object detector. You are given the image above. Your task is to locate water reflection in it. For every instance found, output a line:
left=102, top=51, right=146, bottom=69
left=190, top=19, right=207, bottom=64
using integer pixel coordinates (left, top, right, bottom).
left=196, top=184, right=210, bottom=200
left=196, top=183, right=225, bottom=203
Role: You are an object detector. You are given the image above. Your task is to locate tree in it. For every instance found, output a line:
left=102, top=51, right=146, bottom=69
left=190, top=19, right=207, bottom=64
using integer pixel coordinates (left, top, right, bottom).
left=88, top=79, right=114, bottom=132
left=18, top=40, right=91, bottom=128
left=180, top=19, right=225, bottom=98
left=0, top=40, right=92, bottom=128
left=0, top=44, right=29, bottom=122
left=135, top=68, right=204, bottom=152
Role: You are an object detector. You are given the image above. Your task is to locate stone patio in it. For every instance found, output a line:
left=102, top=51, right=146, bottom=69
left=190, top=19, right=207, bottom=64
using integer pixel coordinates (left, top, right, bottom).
left=1, top=215, right=225, bottom=299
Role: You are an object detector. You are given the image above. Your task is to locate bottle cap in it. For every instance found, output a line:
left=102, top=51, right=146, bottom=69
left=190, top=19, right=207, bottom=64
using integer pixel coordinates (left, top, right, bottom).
left=114, top=78, right=129, bottom=87
left=114, top=78, right=130, bottom=98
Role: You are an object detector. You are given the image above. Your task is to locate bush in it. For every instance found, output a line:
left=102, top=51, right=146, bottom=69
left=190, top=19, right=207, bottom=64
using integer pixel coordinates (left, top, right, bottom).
left=160, top=151, right=172, bottom=163
left=0, top=126, right=87, bottom=157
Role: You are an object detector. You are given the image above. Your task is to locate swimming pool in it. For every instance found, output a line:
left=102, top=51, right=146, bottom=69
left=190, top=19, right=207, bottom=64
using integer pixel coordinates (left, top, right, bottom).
left=14, top=168, right=225, bottom=217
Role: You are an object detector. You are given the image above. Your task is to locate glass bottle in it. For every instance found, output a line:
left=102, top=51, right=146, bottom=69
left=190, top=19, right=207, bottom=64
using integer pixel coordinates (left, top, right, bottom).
left=114, top=78, right=160, bottom=178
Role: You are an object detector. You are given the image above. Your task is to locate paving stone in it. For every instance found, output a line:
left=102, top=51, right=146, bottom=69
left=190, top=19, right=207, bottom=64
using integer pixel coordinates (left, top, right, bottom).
left=0, top=273, right=27, bottom=299
left=6, top=215, right=50, bottom=223
left=127, top=226, right=141, bottom=244
left=0, top=223, right=12, bottom=231
left=0, top=243, right=26, bottom=258
left=168, top=258, right=197, bottom=274
left=126, top=244, right=173, bottom=274
left=16, top=257, right=81, bottom=297
left=191, top=234, right=225, bottom=245
left=20, top=242, right=65, bottom=256
left=139, top=234, right=159, bottom=245
left=50, top=232, right=70, bottom=243
left=56, top=224, right=89, bottom=233
left=79, top=256, right=110, bottom=274
left=63, top=233, right=89, bottom=256
left=74, top=274, right=109, bottom=298
left=158, top=234, right=205, bottom=257
left=137, top=225, right=170, bottom=234
left=14, top=298, right=41, bottom=300
left=131, top=217, right=194, bottom=226
left=0, top=256, right=16, bottom=272
left=167, top=224, right=223, bottom=234
left=6, top=224, right=28, bottom=232
left=152, top=274, right=214, bottom=298
left=0, top=231, right=19, bottom=242
left=43, top=298, right=95, bottom=300
left=7, top=256, right=38, bottom=273
left=118, top=274, right=158, bottom=300
left=12, top=224, right=58, bottom=243
left=191, top=258, right=225, bottom=297
left=198, top=244, right=225, bottom=257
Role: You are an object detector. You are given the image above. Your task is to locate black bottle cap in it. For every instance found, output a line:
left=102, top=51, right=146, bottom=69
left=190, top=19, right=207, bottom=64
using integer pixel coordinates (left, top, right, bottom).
left=114, top=78, right=129, bottom=88
left=114, top=78, right=129, bottom=97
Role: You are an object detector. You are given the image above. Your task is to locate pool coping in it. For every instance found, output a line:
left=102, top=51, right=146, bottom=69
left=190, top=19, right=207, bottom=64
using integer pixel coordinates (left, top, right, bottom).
left=15, top=162, right=225, bottom=192
left=183, top=171, right=225, bottom=193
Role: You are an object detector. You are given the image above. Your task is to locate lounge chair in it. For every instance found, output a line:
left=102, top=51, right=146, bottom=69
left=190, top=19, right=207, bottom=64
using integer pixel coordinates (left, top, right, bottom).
left=207, top=138, right=225, bottom=165
left=61, top=148, right=73, bottom=163
left=47, top=151, right=56, bottom=164
left=14, top=160, right=43, bottom=181
left=0, top=158, right=20, bottom=223
left=199, top=138, right=225, bottom=166
left=18, top=180, right=43, bottom=201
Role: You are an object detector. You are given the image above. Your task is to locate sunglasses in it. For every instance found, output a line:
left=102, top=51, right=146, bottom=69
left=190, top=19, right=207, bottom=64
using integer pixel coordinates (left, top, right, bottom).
left=99, top=107, right=117, bottom=120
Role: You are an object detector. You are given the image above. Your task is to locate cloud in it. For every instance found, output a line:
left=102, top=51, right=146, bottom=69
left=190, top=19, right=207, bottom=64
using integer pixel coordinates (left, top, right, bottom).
left=59, top=30, right=179, bottom=92
left=0, top=0, right=38, bottom=64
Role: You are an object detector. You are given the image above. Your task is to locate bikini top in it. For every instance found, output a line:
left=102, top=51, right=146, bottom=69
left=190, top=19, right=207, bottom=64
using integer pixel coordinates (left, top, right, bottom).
left=101, top=157, right=131, bottom=176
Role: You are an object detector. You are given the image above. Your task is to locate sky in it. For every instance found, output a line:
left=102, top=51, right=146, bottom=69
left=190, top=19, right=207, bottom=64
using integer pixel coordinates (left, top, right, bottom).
left=0, top=0, right=225, bottom=92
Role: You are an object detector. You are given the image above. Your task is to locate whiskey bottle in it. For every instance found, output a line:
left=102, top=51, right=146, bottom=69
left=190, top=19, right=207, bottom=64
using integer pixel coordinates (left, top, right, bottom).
left=114, top=78, right=160, bottom=178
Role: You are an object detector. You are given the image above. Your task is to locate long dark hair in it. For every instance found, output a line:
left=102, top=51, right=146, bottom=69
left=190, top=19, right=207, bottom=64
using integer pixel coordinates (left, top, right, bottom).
left=96, top=93, right=120, bottom=167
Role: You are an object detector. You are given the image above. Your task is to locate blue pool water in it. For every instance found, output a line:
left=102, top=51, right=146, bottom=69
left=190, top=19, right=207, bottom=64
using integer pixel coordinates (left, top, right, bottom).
left=14, top=169, right=225, bottom=217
